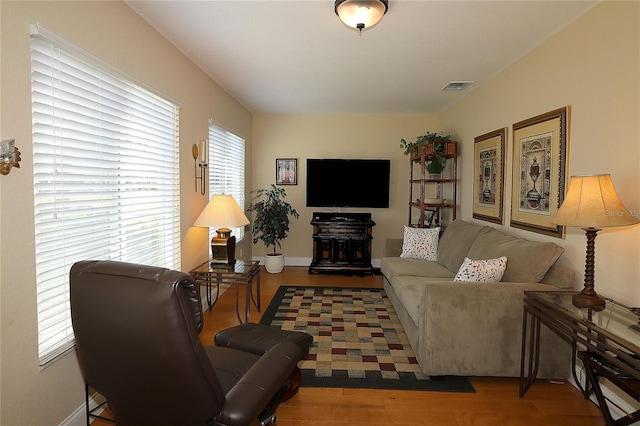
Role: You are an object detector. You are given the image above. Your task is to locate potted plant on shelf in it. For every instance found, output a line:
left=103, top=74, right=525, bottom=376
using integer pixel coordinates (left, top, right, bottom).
left=426, top=155, right=447, bottom=178
left=399, top=131, right=451, bottom=156
left=247, top=184, right=299, bottom=273
left=401, top=132, right=451, bottom=178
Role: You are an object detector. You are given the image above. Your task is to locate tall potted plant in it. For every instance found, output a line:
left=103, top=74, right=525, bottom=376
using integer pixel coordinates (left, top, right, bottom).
left=247, top=184, right=299, bottom=273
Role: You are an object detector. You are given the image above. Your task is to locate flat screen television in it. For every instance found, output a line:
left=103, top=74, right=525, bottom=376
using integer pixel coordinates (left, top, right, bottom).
left=306, top=159, right=390, bottom=208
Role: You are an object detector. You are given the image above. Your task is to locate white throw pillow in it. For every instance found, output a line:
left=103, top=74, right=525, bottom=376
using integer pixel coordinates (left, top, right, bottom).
left=400, top=226, right=440, bottom=261
left=454, top=257, right=508, bottom=282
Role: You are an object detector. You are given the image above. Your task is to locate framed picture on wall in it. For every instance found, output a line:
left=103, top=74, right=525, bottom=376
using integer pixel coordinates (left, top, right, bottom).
left=473, top=128, right=507, bottom=224
left=510, top=107, right=569, bottom=238
left=276, top=158, right=297, bottom=185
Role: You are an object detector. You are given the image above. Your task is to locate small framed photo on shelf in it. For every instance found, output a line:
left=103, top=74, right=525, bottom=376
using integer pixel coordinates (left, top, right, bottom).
left=423, top=209, right=436, bottom=227
left=276, top=158, right=297, bottom=185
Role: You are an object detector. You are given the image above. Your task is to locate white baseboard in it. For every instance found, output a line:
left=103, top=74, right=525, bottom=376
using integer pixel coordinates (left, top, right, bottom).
left=59, top=392, right=107, bottom=426
left=568, top=364, right=639, bottom=421
left=251, top=256, right=311, bottom=266
left=251, top=256, right=382, bottom=268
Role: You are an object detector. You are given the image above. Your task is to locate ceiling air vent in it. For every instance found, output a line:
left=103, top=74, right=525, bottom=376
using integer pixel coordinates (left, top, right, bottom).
left=442, top=81, right=474, bottom=91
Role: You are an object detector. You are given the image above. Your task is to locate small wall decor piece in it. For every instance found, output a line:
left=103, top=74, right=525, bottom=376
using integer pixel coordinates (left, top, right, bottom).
left=0, top=139, right=21, bottom=175
left=193, top=140, right=208, bottom=195
left=510, top=107, right=569, bottom=238
left=276, top=158, right=297, bottom=185
left=473, top=128, right=507, bottom=224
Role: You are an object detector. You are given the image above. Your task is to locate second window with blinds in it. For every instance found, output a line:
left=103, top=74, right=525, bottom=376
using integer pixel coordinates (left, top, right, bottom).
left=208, top=123, right=246, bottom=243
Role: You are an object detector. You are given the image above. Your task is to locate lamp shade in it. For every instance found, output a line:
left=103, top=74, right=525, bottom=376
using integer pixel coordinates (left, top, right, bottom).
left=552, top=174, right=639, bottom=228
left=335, top=0, right=388, bottom=32
left=194, top=194, right=250, bottom=228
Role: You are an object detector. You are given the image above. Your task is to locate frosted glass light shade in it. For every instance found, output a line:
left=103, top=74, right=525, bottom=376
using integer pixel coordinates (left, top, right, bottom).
left=194, top=194, right=250, bottom=228
left=335, top=0, right=388, bottom=32
left=552, top=175, right=639, bottom=228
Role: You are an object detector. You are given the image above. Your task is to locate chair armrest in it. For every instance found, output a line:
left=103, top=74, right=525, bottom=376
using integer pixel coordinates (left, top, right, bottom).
left=216, top=341, right=303, bottom=425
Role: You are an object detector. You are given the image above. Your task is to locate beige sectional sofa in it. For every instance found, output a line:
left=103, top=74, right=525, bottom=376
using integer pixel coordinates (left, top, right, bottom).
left=381, top=219, right=574, bottom=378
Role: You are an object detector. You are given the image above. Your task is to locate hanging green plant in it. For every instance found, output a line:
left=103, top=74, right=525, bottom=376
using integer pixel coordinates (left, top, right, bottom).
left=399, top=132, right=451, bottom=156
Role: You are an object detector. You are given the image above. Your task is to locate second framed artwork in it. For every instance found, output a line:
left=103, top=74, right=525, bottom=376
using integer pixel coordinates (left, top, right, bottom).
left=276, top=158, right=297, bottom=185
left=510, top=106, right=569, bottom=238
left=473, top=128, right=507, bottom=224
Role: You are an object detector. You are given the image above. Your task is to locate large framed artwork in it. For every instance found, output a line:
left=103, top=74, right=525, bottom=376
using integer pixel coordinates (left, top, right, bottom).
left=276, top=158, right=297, bottom=185
left=510, top=107, right=570, bottom=238
left=473, top=128, right=507, bottom=224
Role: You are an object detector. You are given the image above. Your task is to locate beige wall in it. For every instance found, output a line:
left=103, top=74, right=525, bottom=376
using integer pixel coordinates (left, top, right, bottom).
left=0, top=1, right=251, bottom=424
left=440, top=0, right=640, bottom=304
left=1, top=0, right=639, bottom=424
left=251, top=114, right=438, bottom=261
left=251, top=0, right=640, bottom=306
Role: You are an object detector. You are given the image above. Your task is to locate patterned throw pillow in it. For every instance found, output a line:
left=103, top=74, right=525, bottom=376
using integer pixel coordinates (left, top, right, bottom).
left=454, top=257, right=508, bottom=282
left=400, top=226, right=440, bottom=261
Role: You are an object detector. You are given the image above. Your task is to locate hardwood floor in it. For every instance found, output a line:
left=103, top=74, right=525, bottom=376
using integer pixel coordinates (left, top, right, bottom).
left=93, top=266, right=604, bottom=425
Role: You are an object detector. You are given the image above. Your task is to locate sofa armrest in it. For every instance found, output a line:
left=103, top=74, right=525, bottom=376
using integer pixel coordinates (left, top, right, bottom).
left=384, top=238, right=403, bottom=257
left=418, top=280, right=570, bottom=378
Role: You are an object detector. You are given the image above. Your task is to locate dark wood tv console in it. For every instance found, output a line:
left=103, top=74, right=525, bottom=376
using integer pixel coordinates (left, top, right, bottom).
left=309, top=212, right=375, bottom=275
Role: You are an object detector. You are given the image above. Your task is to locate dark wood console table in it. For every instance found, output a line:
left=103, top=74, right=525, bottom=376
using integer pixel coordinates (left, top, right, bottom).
left=520, top=291, right=640, bottom=425
left=309, top=212, right=375, bottom=275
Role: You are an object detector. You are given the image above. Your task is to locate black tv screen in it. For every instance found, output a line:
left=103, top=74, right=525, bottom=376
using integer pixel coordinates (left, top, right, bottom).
left=306, top=159, right=390, bottom=208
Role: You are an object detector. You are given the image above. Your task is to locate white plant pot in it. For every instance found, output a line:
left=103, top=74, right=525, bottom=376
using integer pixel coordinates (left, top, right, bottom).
left=264, top=253, right=285, bottom=273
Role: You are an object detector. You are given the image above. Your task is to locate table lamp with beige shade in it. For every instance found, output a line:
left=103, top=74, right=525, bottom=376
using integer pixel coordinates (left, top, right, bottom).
left=194, top=194, right=250, bottom=265
left=551, top=174, right=639, bottom=310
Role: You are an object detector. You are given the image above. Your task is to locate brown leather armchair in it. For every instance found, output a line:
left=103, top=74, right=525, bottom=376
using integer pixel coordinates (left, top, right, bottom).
left=70, top=260, right=304, bottom=426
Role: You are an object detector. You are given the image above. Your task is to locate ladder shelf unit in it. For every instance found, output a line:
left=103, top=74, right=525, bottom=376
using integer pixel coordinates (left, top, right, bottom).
left=408, top=141, right=458, bottom=228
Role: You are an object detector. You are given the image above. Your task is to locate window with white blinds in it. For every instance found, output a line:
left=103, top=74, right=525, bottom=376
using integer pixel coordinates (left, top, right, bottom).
left=31, top=27, right=181, bottom=367
left=208, top=123, right=246, bottom=241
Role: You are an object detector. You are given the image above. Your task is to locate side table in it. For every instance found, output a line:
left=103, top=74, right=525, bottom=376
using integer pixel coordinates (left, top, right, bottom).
left=189, top=260, right=261, bottom=324
left=520, top=291, right=640, bottom=425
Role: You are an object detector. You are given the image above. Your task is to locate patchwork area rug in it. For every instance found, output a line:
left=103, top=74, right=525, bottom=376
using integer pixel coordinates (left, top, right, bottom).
left=260, top=286, right=475, bottom=392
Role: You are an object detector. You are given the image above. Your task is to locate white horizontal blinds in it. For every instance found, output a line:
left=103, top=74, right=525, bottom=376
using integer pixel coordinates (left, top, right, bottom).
left=209, top=123, right=246, bottom=240
left=31, top=32, right=180, bottom=367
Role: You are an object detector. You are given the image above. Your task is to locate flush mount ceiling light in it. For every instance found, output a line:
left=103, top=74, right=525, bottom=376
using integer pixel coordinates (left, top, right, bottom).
left=335, top=0, right=388, bottom=33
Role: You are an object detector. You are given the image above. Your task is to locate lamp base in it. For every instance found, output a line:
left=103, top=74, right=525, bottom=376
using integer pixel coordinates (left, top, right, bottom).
left=570, top=227, right=605, bottom=312
left=572, top=291, right=606, bottom=312
left=210, top=229, right=236, bottom=266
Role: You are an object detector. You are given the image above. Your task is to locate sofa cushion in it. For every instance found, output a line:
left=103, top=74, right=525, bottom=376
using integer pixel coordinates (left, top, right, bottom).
left=540, top=264, right=575, bottom=289
left=436, top=219, right=487, bottom=272
left=384, top=238, right=403, bottom=257
left=467, top=227, right=564, bottom=283
left=454, top=257, right=508, bottom=282
left=380, top=257, right=455, bottom=283
left=400, top=226, right=439, bottom=261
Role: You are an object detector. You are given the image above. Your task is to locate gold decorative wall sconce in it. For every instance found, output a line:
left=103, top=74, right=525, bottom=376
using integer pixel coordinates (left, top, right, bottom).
left=193, top=139, right=208, bottom=195
left=0, top=139, right=21, bottom=175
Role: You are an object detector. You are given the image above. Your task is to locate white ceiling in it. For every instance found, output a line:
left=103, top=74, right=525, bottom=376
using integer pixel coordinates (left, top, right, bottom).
left=125, top=0, right=599, bottom=115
